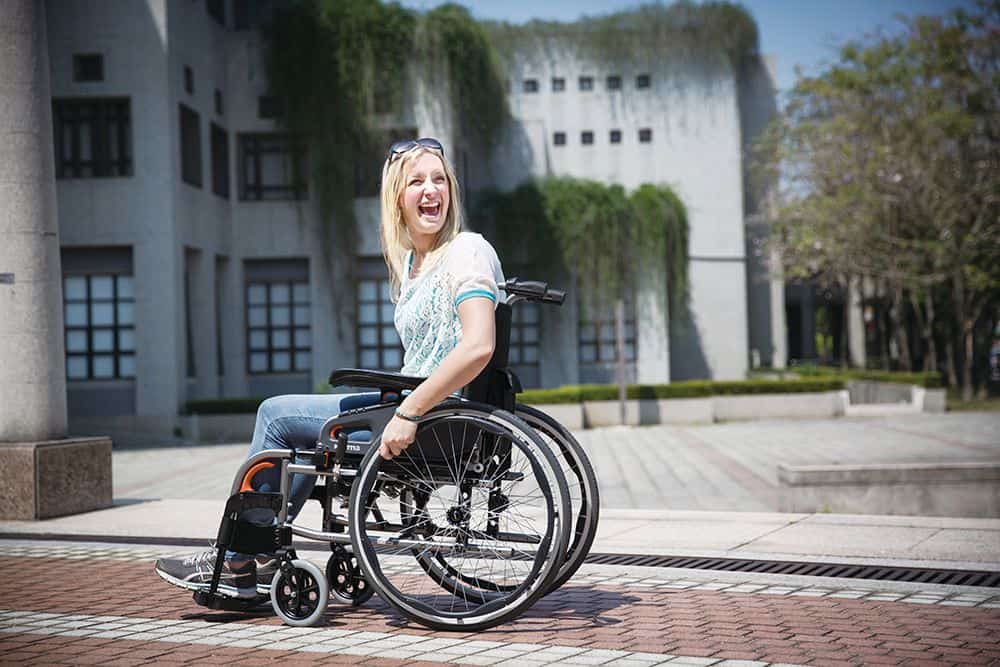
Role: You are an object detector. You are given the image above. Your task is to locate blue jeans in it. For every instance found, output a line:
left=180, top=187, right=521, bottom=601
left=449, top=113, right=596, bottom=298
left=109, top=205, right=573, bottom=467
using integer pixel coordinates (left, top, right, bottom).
left=228, top=392, right=379, bottom=560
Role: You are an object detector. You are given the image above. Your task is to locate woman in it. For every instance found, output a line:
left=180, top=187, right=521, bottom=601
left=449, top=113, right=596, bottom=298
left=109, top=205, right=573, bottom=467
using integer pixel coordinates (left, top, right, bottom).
left=155, top=138, right=505, bottom=598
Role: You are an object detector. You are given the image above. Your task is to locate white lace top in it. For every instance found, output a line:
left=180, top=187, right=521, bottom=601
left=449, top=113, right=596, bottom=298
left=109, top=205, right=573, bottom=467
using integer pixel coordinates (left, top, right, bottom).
left=394, top=232, right=505, bottom=377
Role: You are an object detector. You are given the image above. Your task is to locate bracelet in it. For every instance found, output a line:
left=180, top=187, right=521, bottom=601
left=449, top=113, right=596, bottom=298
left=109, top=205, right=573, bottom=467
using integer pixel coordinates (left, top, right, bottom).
left=394, top=408, right=423, bottom=423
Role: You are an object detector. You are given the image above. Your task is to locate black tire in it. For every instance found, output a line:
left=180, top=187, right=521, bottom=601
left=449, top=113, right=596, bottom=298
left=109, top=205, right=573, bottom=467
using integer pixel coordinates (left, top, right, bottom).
left=270, top=559, right=329, bottom=627
left=326, top=546, right=375, bottom=606
left=515, top=404, right=600, bottom=593
left=348, top=402, right=571, bottom=631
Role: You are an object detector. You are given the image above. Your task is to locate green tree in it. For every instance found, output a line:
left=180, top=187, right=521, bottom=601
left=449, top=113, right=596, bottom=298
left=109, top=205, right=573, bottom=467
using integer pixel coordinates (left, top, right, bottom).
left=757, top=0, right=999, bottom=398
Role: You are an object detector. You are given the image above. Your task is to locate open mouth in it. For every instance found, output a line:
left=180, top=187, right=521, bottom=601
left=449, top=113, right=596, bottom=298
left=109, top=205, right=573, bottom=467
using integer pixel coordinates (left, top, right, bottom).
left=418, top=202, right=441, bottom=218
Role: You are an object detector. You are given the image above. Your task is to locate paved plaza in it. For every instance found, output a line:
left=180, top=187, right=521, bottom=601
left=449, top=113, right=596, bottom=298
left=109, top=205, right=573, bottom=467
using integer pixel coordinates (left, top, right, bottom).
left=112, top=412, right=1000, bottom=511
left=2, top=412, right=999, bottom=665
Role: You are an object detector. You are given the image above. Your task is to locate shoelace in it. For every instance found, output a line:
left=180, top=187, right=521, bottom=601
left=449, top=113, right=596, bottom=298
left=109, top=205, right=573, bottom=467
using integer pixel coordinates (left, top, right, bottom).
left=182, top=545, right=219, bottom=568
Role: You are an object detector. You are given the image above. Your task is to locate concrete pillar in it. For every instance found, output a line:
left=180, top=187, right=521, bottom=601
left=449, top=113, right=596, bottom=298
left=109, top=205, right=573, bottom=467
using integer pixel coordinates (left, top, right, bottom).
left=0, top=0, right=68, bottom=441
left=848, top=277, right=867, bottom=368
left=636, top=258, right=670, bottom=383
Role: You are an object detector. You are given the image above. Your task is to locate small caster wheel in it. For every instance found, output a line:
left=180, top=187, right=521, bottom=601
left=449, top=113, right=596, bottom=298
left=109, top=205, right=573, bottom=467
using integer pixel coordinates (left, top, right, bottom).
left=327, top=545, right=374, bottom=606
left=270, top=559, right=329, bottom=626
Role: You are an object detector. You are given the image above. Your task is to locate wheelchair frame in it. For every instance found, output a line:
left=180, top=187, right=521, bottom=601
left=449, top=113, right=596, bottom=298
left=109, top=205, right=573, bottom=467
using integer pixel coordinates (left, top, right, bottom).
left=192, top=279, right=599, bottom=631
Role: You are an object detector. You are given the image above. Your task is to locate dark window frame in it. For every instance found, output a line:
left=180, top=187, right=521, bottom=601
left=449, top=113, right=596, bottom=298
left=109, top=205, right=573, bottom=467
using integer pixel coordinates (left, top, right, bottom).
left=578, top=304, right=637, bottom=364
left=356, top=277, right=404, bottom=371
left=53, top=97, right=133, bottom=179
left=638, top=127, right=653, bottom=143
left=508, top=301, right=541, bottom=368
left=551, top=77, right=565, bottom=92
left=610, top=129, right=622, bottom=144
left=522, top=79, right=539, bottom=93
left=258, top=95, right=283, bottom=119
left=210, top=122, right=230, bottom=199
left=245, top=280, right=312, bottom=375
left=578, top=76, right=594, bottom=91
left=606, top=75, right=622, bottom=91
left=636, top=73, right=651, bottom=89
left=179, top=103, right=202, bottom=188
left=553, top=132, right=566, bottom=146
left=207, top=0, right=226, bottom=26
left=63, top=273, right=136, bottom=380
left=581, top=131, right=594, bottom=145
left=73, top=54, right=104, bottom=82
left=184, top=65, right=194, bottom=95
left=238, top=133, right=308, bottom=201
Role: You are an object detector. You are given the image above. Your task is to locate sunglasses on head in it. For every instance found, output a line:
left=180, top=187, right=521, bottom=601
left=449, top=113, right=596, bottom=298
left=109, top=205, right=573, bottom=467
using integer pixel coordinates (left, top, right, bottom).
left=387, top=137, right=445, bottom=163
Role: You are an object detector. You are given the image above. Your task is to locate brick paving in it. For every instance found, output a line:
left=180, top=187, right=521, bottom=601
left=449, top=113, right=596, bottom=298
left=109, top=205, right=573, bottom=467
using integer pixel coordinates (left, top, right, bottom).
left=2, top=552, right=999, bottom=665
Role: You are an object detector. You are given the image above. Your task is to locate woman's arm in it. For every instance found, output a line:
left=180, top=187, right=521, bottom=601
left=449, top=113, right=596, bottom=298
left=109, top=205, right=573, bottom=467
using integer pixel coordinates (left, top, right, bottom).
left=378, top=297, right=496, bottom=459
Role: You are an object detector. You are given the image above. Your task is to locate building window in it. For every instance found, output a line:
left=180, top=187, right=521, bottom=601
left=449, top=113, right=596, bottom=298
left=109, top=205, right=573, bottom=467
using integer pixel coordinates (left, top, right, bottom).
left=207, top=0, right=225, bottom=25
left=606, top=75, right=622, bottom=91
left=246, top=280, right=311, bottom=374
left=234, top=0, right=279, bottom=30
left=210, top=123, right=229, bottom=199
left=581, top=131, right=594, bottom=145
left=553, top=132, right=566, bottom=146
left=579, top=302, right=637, bottom=364
left=214, top=89, right=223, bottom=116
left=179, top=104, right=202, bottom=188
left=610, top=129, right=622, bottom=144
left=636, top=73, right=651, bottom=89
left=522, top=79, right=539, bottom=93
left=638, top=127, right=653, bottom=143
left=509, top=302, right=541, bottom=367
left=239, top=133, right=307, bottom=201
left=357, top=276, right=403, bottom=371
left=184, top=65, right=194, bottom=95
left=258, top=95, right=283, bottom=119
left=578, top=76, right=594, bottom=91
left=63, top=274, right=136, bottom=380
left=53, top=98, right=132, bottom=178
left=551, top=77, right=565, bottom=92
left=73, top=54, right=104, bottom=82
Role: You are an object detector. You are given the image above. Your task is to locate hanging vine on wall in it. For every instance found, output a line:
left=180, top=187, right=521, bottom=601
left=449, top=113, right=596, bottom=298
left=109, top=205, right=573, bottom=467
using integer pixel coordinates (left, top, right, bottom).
left=265, top=0, right=509, bottom=256
left=485, top=1, right=758, bottom=72
left=475, top=180, right=689, bottom=311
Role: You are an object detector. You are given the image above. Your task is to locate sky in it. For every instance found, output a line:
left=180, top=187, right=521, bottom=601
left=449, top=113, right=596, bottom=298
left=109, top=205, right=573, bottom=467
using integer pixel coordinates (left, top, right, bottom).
left=398, top=0, right=977, bottom=94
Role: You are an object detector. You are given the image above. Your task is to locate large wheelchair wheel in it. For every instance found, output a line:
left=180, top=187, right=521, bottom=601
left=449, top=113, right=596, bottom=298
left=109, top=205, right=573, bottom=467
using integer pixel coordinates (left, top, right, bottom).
left=415, top=405, right=600, bottom=598
left=348, top=403, right=571, bottom=632
left=515, top=404, right=600, bottom=593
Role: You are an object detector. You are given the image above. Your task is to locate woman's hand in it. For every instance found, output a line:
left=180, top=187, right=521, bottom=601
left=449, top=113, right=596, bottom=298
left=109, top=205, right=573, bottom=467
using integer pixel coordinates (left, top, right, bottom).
left=379, top=415, right=418, bottom=460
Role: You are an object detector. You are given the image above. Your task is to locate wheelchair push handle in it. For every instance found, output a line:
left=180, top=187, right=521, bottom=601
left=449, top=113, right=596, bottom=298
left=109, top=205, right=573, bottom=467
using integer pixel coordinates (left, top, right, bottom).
left=502, top=278, right=565, bottom=306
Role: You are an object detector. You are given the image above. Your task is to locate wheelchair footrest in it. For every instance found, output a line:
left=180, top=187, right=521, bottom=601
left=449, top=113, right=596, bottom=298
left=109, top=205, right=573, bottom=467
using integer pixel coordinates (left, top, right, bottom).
left=193, top=590, right=270, bottom=611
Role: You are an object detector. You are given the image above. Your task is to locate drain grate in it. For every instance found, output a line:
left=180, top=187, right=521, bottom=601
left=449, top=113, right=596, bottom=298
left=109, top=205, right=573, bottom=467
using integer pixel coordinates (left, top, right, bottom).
left=3, top=533, right=998, bottom=589
left=584, top=552, right=1000, bottom=588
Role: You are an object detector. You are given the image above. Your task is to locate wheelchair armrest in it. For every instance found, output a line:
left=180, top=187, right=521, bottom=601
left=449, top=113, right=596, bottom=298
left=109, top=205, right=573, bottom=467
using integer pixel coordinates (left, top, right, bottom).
left=328, top=368, right=427, bottom=392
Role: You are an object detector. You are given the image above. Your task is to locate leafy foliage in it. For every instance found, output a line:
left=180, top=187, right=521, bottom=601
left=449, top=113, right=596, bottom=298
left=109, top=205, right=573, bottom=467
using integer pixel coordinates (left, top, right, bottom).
left=485, top=1, right=758, bottom=71
left=265, top=0, right=508, bottom=253
left=475, top=179, right=689, bottom=309
left=755, top=1, right=999, bottom=396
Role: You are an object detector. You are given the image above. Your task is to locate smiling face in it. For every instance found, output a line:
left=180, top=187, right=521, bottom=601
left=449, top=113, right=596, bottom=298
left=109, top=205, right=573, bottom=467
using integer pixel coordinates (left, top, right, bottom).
left=399, top=151, right=450, bottom=251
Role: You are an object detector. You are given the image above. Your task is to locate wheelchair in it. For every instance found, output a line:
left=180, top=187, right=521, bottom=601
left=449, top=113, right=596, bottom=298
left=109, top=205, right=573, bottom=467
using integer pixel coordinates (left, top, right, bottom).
left=192, top=279, right=600, bottom=632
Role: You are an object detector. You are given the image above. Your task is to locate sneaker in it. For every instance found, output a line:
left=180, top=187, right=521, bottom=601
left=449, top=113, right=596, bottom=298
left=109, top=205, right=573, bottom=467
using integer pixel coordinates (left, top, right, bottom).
left=154, top=548, right=258, bottom=599
left=255, top=557, right=279, bottom=593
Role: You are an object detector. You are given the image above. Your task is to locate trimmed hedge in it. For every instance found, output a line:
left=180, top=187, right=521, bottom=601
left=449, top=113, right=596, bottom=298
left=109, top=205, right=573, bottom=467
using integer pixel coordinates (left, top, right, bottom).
left=518, top=378, right=845, bottom=405
left=761, top=365, right=943, bottom=388
left=190, top=374, right=948, bottom=413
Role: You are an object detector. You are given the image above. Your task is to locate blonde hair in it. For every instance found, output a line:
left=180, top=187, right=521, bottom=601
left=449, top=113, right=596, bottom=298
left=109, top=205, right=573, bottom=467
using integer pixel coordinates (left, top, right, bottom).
left=380, top=145, right=464, bottom=301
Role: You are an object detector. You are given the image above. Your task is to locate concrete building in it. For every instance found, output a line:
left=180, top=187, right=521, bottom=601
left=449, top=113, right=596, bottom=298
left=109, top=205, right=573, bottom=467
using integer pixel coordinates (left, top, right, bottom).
left=39, top=0, right=784, bottom=441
